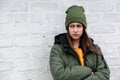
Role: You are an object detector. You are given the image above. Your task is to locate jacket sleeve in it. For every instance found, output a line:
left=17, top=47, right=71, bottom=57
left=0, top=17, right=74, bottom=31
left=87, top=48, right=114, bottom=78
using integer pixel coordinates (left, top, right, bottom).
left=84, top=45, right=110, bottom=80
left=49, top=44, right=92, bottom=80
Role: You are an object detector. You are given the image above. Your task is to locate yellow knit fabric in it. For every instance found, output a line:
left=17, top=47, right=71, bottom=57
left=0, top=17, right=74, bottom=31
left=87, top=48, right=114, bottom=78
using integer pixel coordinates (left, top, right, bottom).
left=74, top=48, right=84, bottom=66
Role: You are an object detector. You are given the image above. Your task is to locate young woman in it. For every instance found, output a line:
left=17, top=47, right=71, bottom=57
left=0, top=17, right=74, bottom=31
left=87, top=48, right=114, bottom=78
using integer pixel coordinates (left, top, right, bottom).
left=49, top=5, right=110, bottom=80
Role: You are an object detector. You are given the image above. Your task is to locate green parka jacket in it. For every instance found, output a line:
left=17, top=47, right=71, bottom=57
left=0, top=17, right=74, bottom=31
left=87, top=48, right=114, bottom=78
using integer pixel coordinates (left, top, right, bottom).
left=50, top=33, right=110, bottom=80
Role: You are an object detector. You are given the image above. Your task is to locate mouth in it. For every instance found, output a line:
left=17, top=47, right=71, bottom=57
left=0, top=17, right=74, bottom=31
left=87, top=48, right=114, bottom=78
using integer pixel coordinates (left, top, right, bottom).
left=73, top=34, right=79, bottom=37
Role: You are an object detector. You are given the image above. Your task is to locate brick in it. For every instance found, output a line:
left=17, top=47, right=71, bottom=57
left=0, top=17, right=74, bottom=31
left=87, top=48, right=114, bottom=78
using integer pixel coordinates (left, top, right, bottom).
left=103, top=13, right=120, bottom=22
left=100, top=45, right=119, bottom=57
left=105, top=57, right=120, bottom=66
left=0, top=36, right=13, bottom=47
left=30, top=13, right=46, bottom=24
left=27, top=24, right=61, bottom=37
left=13, top=24, right=29, bottom=34
left=116, top=23, right=120, bottom=30
left=0, top=0, right=28, bottom=12
left=27, top=24, right=49, bottom=35
left=0, top=47, right=29, bottom=59
left=0, top=71, right=10, bottom=80
left=9, top=71, right=28, bottom=80
left=0, top=71, right=28, bottom=80
left=46, top=13, right=65, bottom=25
left=15, top=13, right=29, bottom=23
left=45, top=34, right=55, bottom=47
left=28, top=0, right=51, bottom=2
left=29, top=47, right=49, bottom=58
left=103, top=34, right=120, bottom=44
left=49, top=25, right=66, bottom=36
left=14, top=35, right=45, bottom=47
left=87, top=14, right=101, bottom=23
left=0, top=24, right=28, bottom=35
left=0, top=62, right=13, bottom=71
left=109, top=67, right=120, bottom=80
left=118, top=46, right=120, bottom=54
left=0, top=13, right=14, bottom=24
left=15, top=13, right=46, bottom=24
left=28, top=72, right=50, bottom=80
left=59, top=0, right=86, bottom=8
left=117, top=2, right=120, bottom=11
left=88, top=24, right=116, bottom=34
left=14, top=59, right=45, bottom=71
left=14, top=35, right=51, bottom=47
left=31, top=2, right=58, bottom=11
left=88, top=2, right=113, bottom=12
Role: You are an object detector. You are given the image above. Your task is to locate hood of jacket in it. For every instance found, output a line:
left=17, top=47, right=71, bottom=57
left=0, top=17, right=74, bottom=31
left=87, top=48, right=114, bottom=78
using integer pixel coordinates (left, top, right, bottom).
left=54, top=33, right=78, bottom=58
left=54, top=33, right=69, bottom=47
left=54, top=33, right=95, bottom=58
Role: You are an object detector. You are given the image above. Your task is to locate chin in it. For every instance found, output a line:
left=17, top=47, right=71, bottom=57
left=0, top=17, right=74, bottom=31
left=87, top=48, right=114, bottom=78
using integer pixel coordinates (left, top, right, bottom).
left=72, top=37, right=80, bottom=40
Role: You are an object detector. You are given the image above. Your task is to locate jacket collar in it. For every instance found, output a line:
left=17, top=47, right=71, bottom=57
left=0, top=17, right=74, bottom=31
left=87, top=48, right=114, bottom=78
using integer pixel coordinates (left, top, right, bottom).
left=54, top=33, right=78, bottom=58
left=54, top=33, right=69, bottom=46
left=54, top=33, right=94, bottom=55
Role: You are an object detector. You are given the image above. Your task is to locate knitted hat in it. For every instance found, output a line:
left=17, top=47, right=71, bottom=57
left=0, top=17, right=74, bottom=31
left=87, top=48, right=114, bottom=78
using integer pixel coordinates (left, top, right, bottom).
left=65, top=5, right=87, bottom=29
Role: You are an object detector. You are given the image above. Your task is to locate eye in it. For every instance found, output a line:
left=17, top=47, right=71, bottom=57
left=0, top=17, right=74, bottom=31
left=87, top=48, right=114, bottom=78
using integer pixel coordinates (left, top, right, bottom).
left=77, top=25, right=82, bottom=28
left=69, top=25, right=74, bottom=28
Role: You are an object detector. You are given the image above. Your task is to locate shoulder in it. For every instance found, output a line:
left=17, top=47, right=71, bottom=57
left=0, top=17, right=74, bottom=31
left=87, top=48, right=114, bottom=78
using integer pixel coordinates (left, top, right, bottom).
left=51, top=44, right=63, bottom=50
left=94, top=44, right=101, bottom=49
left=50, top=44, right=64, bottom=54
left=93, top=44, right=102, bottom=55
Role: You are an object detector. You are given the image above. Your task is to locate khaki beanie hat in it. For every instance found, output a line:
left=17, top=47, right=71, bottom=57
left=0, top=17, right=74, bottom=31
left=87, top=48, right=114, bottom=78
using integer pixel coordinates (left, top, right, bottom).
left=65, top=5, right=87, bottom=29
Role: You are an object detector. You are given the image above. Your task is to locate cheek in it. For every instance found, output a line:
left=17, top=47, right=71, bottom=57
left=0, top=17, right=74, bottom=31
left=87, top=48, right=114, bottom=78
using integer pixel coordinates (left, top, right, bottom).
left=68, top=28, right=72, bottom=33
left=80, top=28, right=83, bottom=33
left=67, top=29, right=72, bottom=36
left=81, top=29, right=83, bottom=33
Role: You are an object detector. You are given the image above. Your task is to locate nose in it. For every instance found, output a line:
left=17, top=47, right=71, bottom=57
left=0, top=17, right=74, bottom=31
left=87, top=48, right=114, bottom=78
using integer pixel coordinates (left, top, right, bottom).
left=74, top=27, right=78, bottom=32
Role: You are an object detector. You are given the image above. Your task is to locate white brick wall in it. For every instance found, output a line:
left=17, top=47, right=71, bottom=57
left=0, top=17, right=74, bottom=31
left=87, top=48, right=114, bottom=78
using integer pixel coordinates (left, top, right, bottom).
left=0, top=0, right=119, bottom=80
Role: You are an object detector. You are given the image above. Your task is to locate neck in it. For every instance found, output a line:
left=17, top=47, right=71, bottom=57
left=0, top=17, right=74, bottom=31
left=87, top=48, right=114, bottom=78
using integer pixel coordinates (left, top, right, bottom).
left=73, top=39, right=80, bottom=48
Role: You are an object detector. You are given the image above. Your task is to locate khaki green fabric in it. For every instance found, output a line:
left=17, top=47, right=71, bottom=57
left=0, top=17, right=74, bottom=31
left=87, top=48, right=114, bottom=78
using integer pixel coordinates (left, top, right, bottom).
left=50, top=44, right=110, bottom=80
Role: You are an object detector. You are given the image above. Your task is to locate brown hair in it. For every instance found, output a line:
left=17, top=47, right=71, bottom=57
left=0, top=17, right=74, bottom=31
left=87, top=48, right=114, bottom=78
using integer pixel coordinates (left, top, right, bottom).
left=67, top=27, right=100, bottom=55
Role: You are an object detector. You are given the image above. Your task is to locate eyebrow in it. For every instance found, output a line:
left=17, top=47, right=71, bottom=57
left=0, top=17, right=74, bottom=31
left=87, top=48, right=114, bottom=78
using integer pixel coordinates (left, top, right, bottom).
left=69, top=24, right=82, bottom=26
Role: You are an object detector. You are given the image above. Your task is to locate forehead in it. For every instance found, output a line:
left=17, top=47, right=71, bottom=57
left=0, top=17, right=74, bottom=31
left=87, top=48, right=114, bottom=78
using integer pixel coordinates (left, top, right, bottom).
left=69, top=22, right=83, bottom=25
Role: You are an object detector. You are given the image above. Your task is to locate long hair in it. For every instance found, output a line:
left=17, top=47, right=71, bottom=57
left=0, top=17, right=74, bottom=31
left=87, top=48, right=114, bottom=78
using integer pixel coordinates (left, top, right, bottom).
left=67, top=27, right=100, bottom=55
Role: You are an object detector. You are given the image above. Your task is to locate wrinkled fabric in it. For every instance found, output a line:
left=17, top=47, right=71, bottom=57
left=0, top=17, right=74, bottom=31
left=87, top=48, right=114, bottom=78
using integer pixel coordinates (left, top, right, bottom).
left=49, top=33, right=110, bottom=80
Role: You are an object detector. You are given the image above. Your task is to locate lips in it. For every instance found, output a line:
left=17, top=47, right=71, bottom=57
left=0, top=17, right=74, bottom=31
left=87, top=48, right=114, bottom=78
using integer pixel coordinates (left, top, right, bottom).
left=73, top=34, right=79, bottom=37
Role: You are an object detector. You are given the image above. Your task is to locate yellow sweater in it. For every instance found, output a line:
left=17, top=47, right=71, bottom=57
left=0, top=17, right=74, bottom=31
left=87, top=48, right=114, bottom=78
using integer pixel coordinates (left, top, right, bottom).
left=74, top=48, right=84, bottom=66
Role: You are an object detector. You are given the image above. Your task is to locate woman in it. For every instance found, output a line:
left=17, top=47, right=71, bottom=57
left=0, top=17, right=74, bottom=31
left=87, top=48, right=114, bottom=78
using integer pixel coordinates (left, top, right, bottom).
left=49, top=5, right=110, bottom=80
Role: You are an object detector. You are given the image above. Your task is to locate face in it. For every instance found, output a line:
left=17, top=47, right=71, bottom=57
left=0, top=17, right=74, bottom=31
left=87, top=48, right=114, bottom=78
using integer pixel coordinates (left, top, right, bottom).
left=68, top=22, right=84, bottom=40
